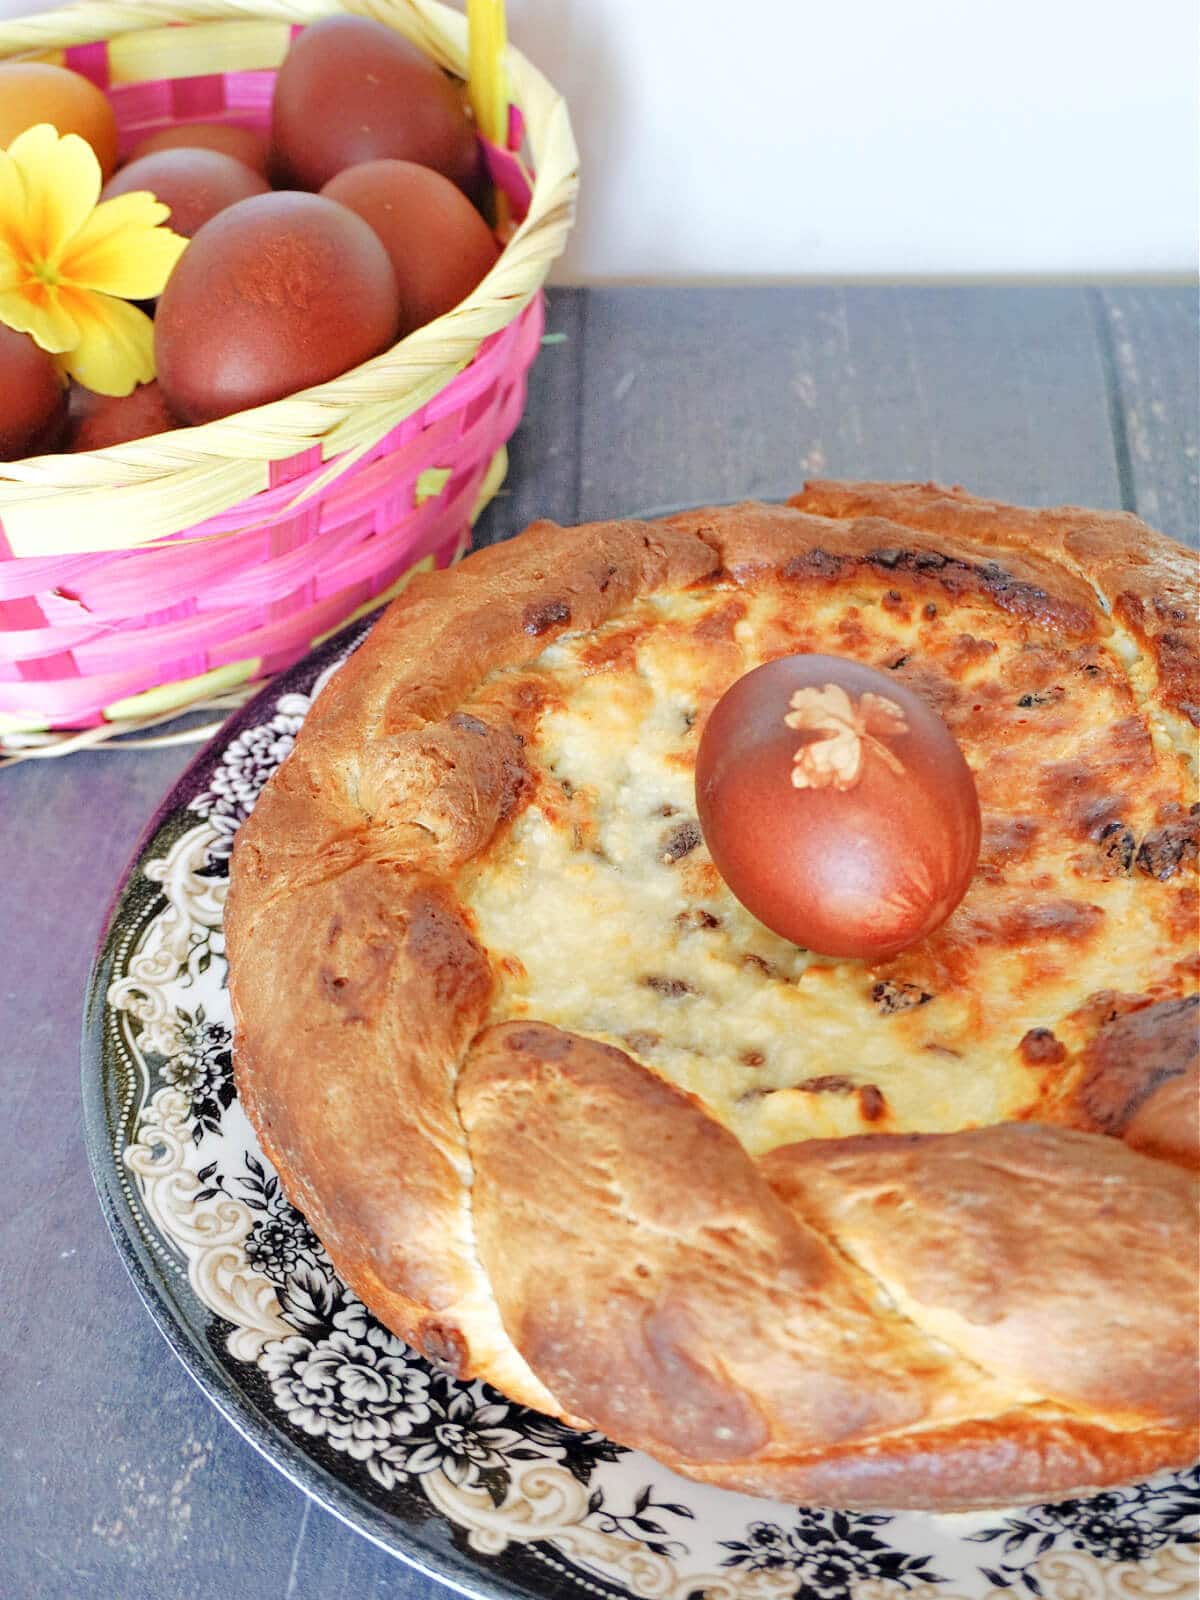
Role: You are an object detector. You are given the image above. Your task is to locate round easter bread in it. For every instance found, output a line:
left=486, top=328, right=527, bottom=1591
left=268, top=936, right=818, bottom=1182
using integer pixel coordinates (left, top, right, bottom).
left=225, top=481, right=1199, bottom=1511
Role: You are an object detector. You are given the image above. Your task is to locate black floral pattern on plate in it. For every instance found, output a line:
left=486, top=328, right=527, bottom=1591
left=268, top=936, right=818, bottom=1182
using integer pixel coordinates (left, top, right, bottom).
left=194, top=1149, right=630, bottom=1507
left=187, top=704, right=306, bottom=858
left=158, top=1006, right=234, bottom=1143
left=967, top=1468, right=1200, bottom=1591
left=722, top=1513, right=947, bottom=1598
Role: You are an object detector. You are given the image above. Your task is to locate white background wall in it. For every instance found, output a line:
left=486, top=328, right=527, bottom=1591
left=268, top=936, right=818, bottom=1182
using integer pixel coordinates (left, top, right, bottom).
left=1, top=0, right=1196, bottom=280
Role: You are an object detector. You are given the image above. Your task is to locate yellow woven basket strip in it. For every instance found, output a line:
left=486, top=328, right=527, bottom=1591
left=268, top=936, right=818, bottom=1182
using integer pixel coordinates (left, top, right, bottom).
left=106, top=19, right=293, bottom=80
left=0, top=0, right=579, bottom=557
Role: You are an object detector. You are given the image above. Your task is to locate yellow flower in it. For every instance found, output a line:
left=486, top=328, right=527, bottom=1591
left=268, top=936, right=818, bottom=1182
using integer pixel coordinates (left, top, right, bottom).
left=0, top=123, right=188, bottom=396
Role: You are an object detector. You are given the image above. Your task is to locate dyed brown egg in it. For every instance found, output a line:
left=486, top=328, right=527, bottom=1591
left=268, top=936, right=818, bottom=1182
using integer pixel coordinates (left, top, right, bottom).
left=695, top=654, right=980, bottom=960
left=270, top=16, right=480, bottom=195
left=126, top=123, right=270, bottom=177
left=68, top=381, right=178, bottom=451
left=0, top=62, right=118, bottom=178
left=0, top=324, right=68, bottom=461
left=155, top=192, right=400, bottom=424
left=321, top=160, right=498, bottom=335
left=103, top=148, right=270, bottom=238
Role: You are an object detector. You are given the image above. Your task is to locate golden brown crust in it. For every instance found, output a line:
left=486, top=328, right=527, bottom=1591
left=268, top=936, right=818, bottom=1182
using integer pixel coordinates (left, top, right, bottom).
left=673, top=497, right=1106, bottom=638
left=684, top=1417, right=1200, bottom=1513
left=457, top=1022, right=996, bottom=1464
left=226, top=482, right=1200, bottom=1510
left=762, top=1125, right=1199, bottom=1428
left=1070, top=995, right=1200, bottom=1168
left=227, top=865, right=493, bottom=1347
left=790, top=481, right=1200, bottom=729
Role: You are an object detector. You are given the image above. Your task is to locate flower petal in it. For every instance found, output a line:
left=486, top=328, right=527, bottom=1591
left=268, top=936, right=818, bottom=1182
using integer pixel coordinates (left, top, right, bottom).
left=0, top=149, right=30, bottom=255
left=0, top=235, right=24, bottom=293
left=403, top=1441, right=443, bottom=1475
left=64, top=192, right=186, bottom=298
left=58, top=292, right=155, bottom=396
left=0, top=281, right=80, bottom=353
left=5, top=125, right=100, bottom=264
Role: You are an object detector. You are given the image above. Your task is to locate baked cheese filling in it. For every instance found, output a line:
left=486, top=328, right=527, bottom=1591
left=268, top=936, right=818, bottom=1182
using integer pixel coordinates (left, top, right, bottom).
left=463, top=573, right=1196, bottom=1157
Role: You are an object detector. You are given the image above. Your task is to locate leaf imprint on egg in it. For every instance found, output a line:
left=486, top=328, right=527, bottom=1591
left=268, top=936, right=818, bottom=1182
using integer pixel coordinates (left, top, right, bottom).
left=784, top=684, right=908, bottom=791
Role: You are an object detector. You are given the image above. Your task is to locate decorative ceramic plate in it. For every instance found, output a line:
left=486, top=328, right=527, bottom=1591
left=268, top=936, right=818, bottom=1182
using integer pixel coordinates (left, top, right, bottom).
left=84, top=610, right=1199, bottom=1600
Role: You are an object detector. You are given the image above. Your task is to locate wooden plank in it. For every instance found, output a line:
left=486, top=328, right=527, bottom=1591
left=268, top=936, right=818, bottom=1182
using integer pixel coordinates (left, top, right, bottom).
left=473, top=287, right=585, bottom=547
left=842, top=287, right=1123, bottom=510
left=1092, top=287, right=1199, bottom=547
left=577, top=286, right=1122, bottom=520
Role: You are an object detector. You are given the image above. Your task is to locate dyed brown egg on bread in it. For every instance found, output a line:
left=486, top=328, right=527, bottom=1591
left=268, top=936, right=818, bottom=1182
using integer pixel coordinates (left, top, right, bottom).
left=695, top=653, right=981, bottom=959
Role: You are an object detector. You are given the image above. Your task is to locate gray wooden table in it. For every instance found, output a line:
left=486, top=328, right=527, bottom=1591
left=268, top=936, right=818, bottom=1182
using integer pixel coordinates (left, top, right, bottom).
left=1, top=286, right=1195, bottom=1600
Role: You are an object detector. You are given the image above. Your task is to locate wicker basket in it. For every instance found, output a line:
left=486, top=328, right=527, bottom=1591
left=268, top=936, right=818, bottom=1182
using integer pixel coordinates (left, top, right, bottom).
left=0, top=0, right=578, bottom=759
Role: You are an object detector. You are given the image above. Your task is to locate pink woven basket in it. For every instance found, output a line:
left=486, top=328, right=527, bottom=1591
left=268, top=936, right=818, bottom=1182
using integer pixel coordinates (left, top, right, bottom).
left=0, top=3, right=577, bottom=746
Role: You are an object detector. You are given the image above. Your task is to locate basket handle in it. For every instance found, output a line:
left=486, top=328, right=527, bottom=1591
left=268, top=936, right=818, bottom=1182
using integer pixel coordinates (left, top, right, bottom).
left=467, top=0, right=509, bottom=146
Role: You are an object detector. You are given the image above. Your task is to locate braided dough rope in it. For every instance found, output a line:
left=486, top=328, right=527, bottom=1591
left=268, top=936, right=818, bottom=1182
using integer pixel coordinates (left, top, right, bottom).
left=226, top=483, right=1199, bottom=1510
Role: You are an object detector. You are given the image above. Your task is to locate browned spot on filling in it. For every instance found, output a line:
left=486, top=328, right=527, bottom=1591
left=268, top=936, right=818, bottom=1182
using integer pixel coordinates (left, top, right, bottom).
left=1037, top=759, right=1126, bottom=842
left=989, top=898, right=1105, bottom=946
left=578, top=627, right=639, bottom=674
left=1019, top=1027, right=1067, bottom=1066
left=1165, top=885, right=1200, bottom=946
left=799, top=1075, right=856, bottom=1093
left=1068, top=989, right=1157, bottom=1030
left=977, top=815, right=1041, bottom=881
left=946, top=633, right=998, bottom=673
left=692, top=598, right=747, bottom=641
left=1016, top=687, right=1065, bottom=709
left=884, top=660, right=961, bottom=724
left=836, top=611, right=870, bottom=651
left=739, top=1049, right=766, bottom=1067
